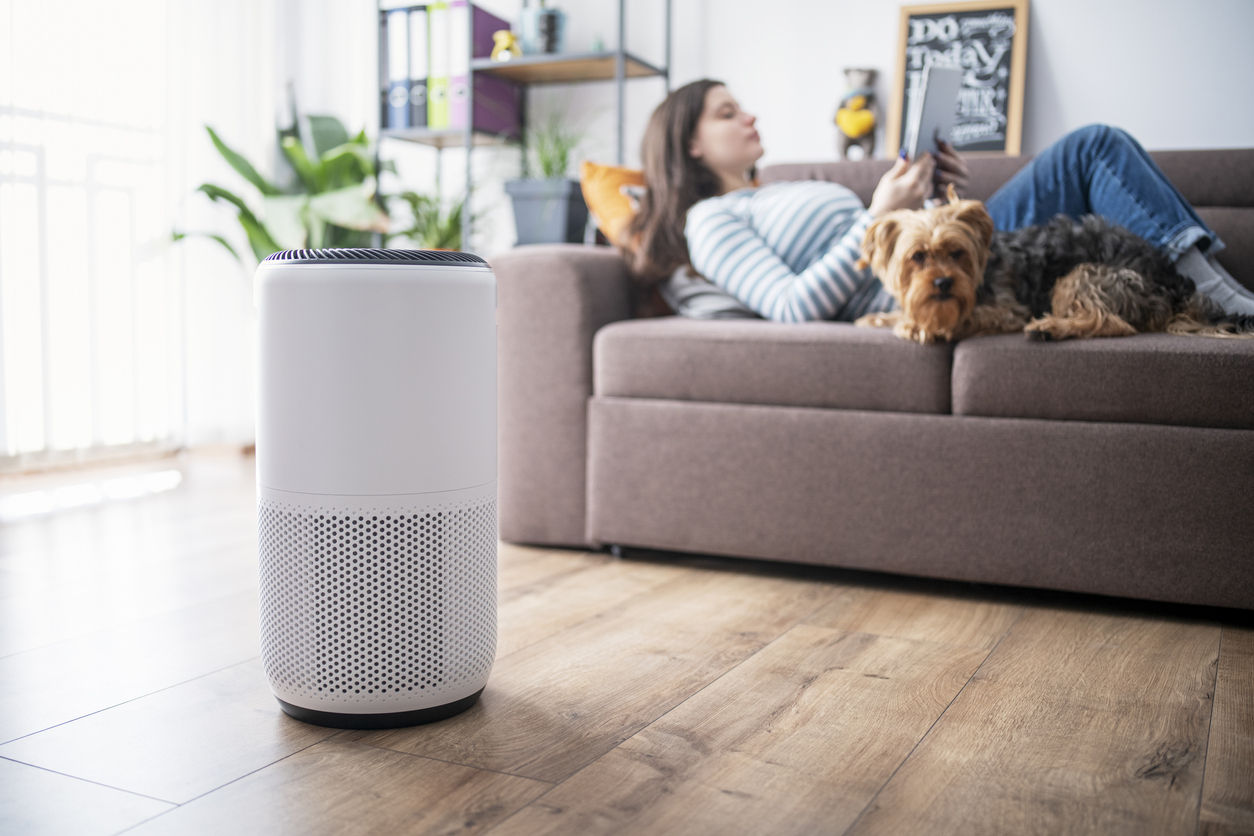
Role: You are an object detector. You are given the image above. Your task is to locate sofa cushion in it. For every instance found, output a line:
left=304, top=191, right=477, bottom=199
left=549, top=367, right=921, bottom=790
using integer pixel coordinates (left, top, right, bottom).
left=953, top=334, right=1254, bottom=430
left=594, top=318, right=953, bottom=414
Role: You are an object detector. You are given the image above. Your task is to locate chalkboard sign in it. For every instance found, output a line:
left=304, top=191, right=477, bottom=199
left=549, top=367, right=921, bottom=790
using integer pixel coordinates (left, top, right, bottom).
left=887, top=0, right=1029, bottom=157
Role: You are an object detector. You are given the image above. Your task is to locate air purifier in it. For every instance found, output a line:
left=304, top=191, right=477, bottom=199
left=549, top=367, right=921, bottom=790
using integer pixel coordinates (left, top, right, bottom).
left=255, top=248, right=497, bottom=729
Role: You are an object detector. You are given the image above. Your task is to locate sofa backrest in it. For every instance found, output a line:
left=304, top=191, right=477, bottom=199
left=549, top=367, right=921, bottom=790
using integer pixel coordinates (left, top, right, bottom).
left=760, top=148, right=1254, bottom=291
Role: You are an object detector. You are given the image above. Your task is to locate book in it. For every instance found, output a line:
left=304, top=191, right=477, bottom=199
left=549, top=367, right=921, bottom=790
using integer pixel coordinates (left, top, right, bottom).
left=448, top=0, right=470, bottom=131
left=385, top=9, right=411, bottom=129
left=903, top=64, right=963, bottom=160
left=408, top=5, right=428, bottom=128
left=427, top=1, right=450, bottom=129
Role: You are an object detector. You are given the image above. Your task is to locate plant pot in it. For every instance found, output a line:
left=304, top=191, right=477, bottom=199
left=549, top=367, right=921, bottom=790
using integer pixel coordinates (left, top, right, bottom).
left=505, top=178, right=589, bottom=245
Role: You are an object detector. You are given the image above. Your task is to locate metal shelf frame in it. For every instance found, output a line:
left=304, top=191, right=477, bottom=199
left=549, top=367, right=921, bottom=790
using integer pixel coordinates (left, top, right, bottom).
left=377, top=0, right=672, bottom=251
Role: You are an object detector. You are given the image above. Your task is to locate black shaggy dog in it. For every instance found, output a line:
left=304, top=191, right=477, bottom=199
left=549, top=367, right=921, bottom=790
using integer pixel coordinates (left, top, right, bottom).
left=855, top=193, right=1254, bottom=344
left=985, top=214, right=1254, bottom=341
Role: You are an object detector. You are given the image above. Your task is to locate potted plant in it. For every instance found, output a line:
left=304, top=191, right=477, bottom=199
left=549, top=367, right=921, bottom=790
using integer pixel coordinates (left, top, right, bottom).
left=174, top=114, right=392, bottom=263
left=388, top=192, right=466, bottom=251
left=504, top=114, right=589, bottom=245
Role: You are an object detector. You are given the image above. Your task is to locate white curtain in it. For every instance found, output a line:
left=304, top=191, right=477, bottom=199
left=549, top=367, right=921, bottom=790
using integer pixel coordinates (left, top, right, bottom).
left=0, top=0, right=277, bottom=470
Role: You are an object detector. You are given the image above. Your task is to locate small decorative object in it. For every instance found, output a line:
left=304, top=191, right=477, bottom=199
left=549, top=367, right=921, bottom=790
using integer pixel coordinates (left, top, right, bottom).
left=518, top=0, right=566, bottom=55
left=887, top=0, right=1029, bottom=156
left=835, top=68, right=879, bottom=160
left=491, top=29, right=521, bottom=62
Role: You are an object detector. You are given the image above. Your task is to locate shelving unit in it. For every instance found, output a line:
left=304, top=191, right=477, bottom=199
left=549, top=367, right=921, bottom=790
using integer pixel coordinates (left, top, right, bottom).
left=378, top=0, right=672, bottom=251
left=471, top=51, right=665, bottom=86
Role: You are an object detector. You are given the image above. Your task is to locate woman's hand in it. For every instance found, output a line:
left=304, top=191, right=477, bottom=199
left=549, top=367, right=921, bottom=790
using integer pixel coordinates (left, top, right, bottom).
left=932, top=139, right=970, bottom=199
left=868, top=152, right=935, bottom=218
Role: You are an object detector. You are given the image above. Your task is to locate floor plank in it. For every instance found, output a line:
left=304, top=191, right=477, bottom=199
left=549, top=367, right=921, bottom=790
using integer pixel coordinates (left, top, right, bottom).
left=495, top=543, right=580, bottom=591
left=805, top=585, right=1023, bottom=650
left=0, top=756, right=172, bottom=836
left=122, top=738, right=551, bottom=836
left=498, top=553, right=684, bottom=659
left=0, top=658, right=333, bottom=804
left=1199, top=627, right=1254, bottom=836
left=0, top=590, right=260, bottom=743
left=490, top=623, right=988, bottom=835
left=344, top=567, right=840, bottom=783
left=846, top=607, right=1221, bottom=836
left=0, top=538, right=257, bottom=659
left=3, top=455, right=1248, bottom=835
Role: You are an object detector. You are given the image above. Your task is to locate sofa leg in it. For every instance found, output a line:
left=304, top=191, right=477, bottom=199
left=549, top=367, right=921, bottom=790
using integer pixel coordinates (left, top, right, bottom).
left=608, top=544, right=624, bottom=558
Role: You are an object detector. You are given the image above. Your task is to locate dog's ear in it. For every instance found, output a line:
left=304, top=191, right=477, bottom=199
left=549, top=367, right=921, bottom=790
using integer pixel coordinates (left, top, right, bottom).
left=857, top=214, right=902, bottom=277
left=946, top=183, right=960, bottom=204
left=952, top=199, right=994, bottom=251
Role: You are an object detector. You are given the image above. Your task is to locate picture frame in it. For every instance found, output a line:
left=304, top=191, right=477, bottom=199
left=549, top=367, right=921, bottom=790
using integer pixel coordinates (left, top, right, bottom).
left=886, top=0, right=1029, bottom=157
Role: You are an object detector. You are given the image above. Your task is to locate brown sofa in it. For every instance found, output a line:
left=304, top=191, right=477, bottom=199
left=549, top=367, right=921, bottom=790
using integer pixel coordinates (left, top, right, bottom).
left=492, top=149, right=1254, bottom=610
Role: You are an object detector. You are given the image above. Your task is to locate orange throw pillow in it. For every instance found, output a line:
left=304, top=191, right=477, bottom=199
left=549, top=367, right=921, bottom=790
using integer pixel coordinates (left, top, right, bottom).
left=580, top=161, right=645, bottom=246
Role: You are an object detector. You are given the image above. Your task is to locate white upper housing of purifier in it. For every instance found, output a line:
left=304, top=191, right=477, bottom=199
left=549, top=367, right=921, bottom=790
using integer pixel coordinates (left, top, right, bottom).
left=255, top=248, right=497, bottom=721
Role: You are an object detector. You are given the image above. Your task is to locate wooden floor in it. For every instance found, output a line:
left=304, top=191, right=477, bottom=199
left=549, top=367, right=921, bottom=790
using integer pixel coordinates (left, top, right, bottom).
left=0, top=455, right=1251, bottom=836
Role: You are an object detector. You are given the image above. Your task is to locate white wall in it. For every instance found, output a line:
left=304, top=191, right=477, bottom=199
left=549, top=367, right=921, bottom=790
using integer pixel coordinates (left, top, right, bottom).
left=550, top=0, right=1254, bottom=169
left=1019, top=0, right=1254, bottom=153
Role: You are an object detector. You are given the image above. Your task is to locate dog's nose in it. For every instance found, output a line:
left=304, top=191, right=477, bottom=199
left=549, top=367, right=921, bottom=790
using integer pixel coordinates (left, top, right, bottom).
left=933, top=277, right=954, bottom=294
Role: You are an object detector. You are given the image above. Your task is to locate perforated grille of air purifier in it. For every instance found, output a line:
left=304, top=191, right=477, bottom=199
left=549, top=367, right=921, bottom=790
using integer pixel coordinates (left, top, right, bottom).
left=262, top=247, right=486, bottom=266
left=258, top=496, right=497, bottom=705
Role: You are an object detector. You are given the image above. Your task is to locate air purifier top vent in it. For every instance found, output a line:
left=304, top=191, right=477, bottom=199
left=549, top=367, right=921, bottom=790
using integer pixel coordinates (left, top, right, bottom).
left=263, top=248, right=487, bottom=267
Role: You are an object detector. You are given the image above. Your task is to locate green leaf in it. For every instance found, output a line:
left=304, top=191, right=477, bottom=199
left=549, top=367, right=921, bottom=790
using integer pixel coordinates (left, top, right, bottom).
left=308, top=216, right=326, bottom=249
left=308, top=182, right=390, bottom=232
left=196, top=183, right=282, bottom=260
left=237, top=215, right=283, bottom=261
left=524, top=114, right=583, bottom=179
left=319, top=149, right=369, bottom=192
left=172, top=230, right=242, bottom=262
left=307, top=115, right=351, bottom=159
left=281, top=136, right=323, bottom=192
left=206, top=126, right=281, bottom=196
left=321, top=142, right=375, bottom=180
left=263, top=194, right=310, bottom=249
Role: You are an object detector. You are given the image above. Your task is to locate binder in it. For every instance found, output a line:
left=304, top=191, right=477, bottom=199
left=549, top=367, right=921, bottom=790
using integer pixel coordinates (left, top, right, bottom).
left=385, top=9, right=410, bottom=129
left=472, top=3, right=511, bottom=59
left=427, top=1, right=450, bottom=129
left=448, top=0, right=470, bottom=130
left=408, top=5, right=429, bottom=128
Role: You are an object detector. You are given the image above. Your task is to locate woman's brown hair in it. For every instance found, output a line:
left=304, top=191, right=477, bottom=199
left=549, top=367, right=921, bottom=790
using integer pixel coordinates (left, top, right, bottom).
left=623, top=79, right=725, bottom=284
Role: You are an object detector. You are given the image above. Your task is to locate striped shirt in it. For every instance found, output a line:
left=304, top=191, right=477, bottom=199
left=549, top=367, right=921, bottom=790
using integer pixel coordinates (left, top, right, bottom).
left=685, top=180, right=897, bottom=322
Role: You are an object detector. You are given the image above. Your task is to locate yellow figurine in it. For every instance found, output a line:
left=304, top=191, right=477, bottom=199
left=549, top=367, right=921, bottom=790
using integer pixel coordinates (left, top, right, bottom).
left=491, top=30, right=522, bottom=62
left=835, top=68, right=879, bottom=160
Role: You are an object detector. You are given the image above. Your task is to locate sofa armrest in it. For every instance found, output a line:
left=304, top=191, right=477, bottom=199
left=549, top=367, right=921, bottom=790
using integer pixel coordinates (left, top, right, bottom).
left=491, top=244, right=634, bottom=547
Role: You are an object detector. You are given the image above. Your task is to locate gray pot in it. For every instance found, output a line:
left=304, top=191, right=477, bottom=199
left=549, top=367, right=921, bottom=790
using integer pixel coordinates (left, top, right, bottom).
left=505, top=178, right=589, bottom=245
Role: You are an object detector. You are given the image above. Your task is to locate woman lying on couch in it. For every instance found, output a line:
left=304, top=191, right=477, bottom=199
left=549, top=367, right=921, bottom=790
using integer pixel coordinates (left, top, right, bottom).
left=622, top=79, right=1254, bottom=321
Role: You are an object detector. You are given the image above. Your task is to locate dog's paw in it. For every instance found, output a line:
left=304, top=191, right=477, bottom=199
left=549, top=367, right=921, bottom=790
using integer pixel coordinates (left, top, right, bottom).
left=893, top=321, right=939, bottom=344
left=856, top=312, right=899, bottom=329
left=1024, top=317, right=1062, bottom=341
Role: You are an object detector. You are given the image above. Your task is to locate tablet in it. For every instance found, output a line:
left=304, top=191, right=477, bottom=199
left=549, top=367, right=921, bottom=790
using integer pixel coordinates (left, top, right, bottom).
left=904, top=64, right=963, bottom=160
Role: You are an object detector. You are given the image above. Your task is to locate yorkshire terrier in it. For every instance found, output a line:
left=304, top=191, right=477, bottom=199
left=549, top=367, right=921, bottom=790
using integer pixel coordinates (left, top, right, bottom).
left=854, top=187, right=1254, bottom=343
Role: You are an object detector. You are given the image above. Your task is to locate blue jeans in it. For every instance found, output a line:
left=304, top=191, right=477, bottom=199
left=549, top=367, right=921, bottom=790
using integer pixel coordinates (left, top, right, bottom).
left=985, top=124, right=1223, bottom=259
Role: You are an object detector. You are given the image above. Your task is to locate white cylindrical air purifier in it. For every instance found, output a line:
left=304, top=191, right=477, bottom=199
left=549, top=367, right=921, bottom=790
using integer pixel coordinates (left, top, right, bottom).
left=255, top=248, right=497, bottom=729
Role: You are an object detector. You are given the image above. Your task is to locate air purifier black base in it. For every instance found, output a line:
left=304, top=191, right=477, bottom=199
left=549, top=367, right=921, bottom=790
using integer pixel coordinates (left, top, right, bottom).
left=276, top=688, right=484, bottom=729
